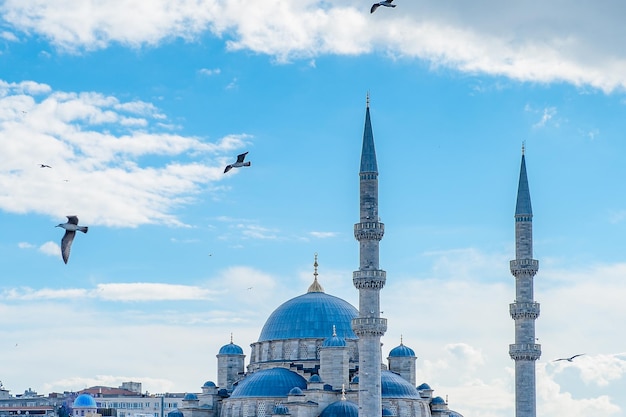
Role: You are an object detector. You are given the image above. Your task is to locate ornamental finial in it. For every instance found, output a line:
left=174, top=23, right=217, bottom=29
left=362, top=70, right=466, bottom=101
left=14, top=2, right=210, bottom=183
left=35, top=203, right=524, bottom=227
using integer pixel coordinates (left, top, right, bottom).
left=341, top=384, right=346, bottom=401
left=366, top=91, right=370, bottom=108
left=522, top=141, right=526, bottom=156
left=307, top=253, right=325, bottom=293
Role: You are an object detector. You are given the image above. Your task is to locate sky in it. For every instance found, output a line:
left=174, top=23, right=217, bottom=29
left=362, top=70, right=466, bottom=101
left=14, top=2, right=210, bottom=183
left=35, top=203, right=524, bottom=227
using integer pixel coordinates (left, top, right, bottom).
left=1, top=1, right=626, bottom=416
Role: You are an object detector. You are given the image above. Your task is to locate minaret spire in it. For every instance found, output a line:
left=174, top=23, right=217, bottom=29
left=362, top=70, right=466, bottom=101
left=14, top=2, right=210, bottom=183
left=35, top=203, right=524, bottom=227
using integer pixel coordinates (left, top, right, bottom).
left=509, top=147, right=541, bottom=417
left=352, top=96, right=387, bottom=417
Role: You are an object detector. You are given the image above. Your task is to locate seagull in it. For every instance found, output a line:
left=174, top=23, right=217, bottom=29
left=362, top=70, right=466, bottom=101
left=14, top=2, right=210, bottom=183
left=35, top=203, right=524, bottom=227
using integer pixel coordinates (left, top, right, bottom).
left=224, top=152, right=251, bottom=173
left=39, top=164, right=52, bottom=168
left=553, top=353, right=585, bottom=362
left=56, top=215, right=88, bottom=264
left=371, top=0, right=396, bottom=13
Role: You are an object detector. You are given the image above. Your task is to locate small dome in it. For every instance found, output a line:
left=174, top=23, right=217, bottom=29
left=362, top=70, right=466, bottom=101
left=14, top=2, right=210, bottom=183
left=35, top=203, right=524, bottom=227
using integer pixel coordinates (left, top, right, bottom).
left=73, top=394, right=97, bottom=408
left=382, top=408, right=395, bottom=416
left=323, top=332, right=346, bottom=348
left=432, top=396, right=446, bottom=405
left=273, top=404, right=290, bottom=415
left=183, top=393, right=198, bottom=401
left=309, top=374, right=322, bottom=383
left=389, top=343, right=415, bottom=357
left=381, top=371, right=420, bottom=399
left=288, top=387, right=304, bottom=396
left=219, top=342, right=244, bottom=355
left=231, top=368, right=307, bottom=398
left=203, top=381, right=216, bottom=387
left=417, top=383, right=431, bottom=390
left=167, top=410, right=184, bottom=417
left=319, top=400, right=359, bottom=417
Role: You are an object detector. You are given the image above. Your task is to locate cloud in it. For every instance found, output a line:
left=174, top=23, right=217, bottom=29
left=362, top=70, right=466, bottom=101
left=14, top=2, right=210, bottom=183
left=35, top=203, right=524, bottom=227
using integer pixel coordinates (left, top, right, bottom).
left=309, top=231, right=338, bottom=238
left=0, top=80, right=251, bottom=227
left=38, top=241, right=60, bottom=256
left=3, top=1, right=626, bottom=91
left=198, top=68, right=221, bottom=76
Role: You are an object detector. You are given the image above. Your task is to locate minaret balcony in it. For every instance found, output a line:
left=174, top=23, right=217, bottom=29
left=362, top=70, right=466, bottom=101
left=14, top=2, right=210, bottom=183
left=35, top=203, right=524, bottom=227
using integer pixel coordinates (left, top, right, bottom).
left=509, top=343, right=541, bottom=361
left=354, top=222, right=385, bottom=241
left=353, top=270, right=386, bottom=289
left=352, top=317, right=387, bottom=336
left=510, top=259, right=539, bottom=276
left=509, top=301, right=540, bottom=320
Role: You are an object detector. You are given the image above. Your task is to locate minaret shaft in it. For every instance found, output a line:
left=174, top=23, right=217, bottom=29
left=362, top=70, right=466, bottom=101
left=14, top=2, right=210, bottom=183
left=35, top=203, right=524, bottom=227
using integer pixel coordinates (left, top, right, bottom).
left=510, top=152, right=541, bottom=417
left=353, top=100, right=387, bottom=417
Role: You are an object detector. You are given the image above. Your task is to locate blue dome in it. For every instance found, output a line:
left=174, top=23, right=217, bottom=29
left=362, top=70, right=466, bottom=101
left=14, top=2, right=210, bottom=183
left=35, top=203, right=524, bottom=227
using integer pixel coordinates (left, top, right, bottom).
left=417, top=383, right=431, bottom=390
left=258, top=292, right=358, bottom=341
left=203, top=381, right=216, bottom=387
left=231, top=368, right=307, bottom=398
left=389, top=343, right=415, bottom=357
left=73, top=394, right=96, bottom=408
left=273, top=404, right=290, bottom=415
left=167, top=410, right=184, bottom=417
left=319, top=400, right=359, bottom=417
left=183, top=393, right=198, bottom=401
left=219, top=342, right=244, bottom=355
left=432, top=396, right=446, bottom=405
left=309, top=374, right=322, bottom=383
left=381, top=371, right=420, bottom=399
left=323, top=334, right=346, bottom=347
left=288, top=387, right=304, bottom=396
left=382, top=408, right=395, bottom=416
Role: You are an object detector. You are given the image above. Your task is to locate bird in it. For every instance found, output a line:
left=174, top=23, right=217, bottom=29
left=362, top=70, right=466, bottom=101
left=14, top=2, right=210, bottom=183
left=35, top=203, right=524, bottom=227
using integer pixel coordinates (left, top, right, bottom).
left=371, top=0, right=396, bottom=13
left=56, top=215, right=88, bottom=264
left=39, top=164, right=52, bottom=168
left=553, top=353, right=585, bottom=362
left=224, top=152, right=251, bottom=173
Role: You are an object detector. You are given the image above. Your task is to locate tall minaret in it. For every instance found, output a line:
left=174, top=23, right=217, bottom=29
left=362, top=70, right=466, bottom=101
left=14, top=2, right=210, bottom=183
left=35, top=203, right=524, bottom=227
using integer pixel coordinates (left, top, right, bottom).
left=509, top=145, right=541, bottom=417
left=352, top=94, right=387, bottom=417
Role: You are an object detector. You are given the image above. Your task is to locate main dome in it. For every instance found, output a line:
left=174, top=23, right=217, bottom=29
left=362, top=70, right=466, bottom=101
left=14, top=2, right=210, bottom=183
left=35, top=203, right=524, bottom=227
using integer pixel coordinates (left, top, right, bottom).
left=258, top=291, right=358, bottom=342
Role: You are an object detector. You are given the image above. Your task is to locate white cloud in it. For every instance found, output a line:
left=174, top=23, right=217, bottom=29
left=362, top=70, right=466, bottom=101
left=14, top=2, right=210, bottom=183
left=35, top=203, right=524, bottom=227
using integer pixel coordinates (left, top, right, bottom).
left=309, top=231, right=338, bottom=238
left=38, top=241, right=60, bottom=256
left=0, top=81, right=252, bottom=227
left=198, top=68, right=221, bottom=76
left=3, top=1, right=626, bottom=91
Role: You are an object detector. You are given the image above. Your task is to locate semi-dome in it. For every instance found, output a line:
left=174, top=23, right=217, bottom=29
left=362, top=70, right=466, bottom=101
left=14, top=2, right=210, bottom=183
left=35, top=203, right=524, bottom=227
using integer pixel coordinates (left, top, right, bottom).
left=218, top=342, right=244, bottom=355
left=381, top=371, right=420, bottom=399
left=167, top=410, right=184, bottom=417
left=319, top=400, right=359, bottom=417
left=73, top=394, right=96, bottom=408
left=230, top=368, right=307, bottom=398
left=389, top=343, right=415, bottom=357
left=258, top=291, right=358, bottom=341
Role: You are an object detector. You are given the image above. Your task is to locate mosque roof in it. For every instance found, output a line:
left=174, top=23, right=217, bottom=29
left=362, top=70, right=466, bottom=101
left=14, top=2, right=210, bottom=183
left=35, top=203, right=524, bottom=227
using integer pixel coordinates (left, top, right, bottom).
left=218, top=341, right=244, bottom=355
left=230, top=368, right=307, bottom=398
left=167, top=410, right=184, bottom=417
left=319, top=400, right=359, bottom=417
left=381, top=371, right=420, bottom=399
left=73, top=394, right=97, bottom=408
left=388, top=341, right=415, bottom=357
left=183, top=393, right=198, bottom=401
left=258, top=290, right=358, bottom=342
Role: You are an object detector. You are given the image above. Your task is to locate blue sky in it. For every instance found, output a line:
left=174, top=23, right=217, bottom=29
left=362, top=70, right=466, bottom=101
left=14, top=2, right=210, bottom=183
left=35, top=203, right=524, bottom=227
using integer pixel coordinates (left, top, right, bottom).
left=1, top=1, right=626, bottom=416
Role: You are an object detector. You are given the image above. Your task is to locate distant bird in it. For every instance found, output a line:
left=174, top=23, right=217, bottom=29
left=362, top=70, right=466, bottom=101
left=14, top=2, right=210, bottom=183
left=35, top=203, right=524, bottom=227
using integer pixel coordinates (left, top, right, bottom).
left=224, top=152, right=251, bottom=173
left=554, top=353, right=585, bottom=362
left=56, top=215, right=88, bottom=264
left=39, top=164, right=52, bottom=168
left=371, top=0, right=396, bottom=13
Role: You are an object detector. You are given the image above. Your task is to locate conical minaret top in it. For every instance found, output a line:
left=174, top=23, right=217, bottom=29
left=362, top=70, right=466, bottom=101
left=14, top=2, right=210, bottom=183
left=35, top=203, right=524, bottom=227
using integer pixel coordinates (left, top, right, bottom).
left=515, top=146, right=532, bottom=218
left=360, top=94, right=378, bottom=174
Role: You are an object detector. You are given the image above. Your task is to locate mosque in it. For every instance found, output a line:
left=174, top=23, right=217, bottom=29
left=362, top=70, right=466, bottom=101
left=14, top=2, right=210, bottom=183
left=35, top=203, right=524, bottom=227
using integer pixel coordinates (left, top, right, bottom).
left=175, top=100, right=464, bottom=417
left=66, top=100, right=465, bottom=417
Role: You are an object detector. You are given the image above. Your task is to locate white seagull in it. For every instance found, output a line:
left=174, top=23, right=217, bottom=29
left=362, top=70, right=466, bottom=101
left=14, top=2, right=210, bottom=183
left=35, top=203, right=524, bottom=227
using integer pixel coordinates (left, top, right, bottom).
left=224, top=152, right=251, bottom=173
left=553, top=353, right=585, bottom=362
left=56, top=215, right=88, bottom=264
left=371, top=0, right=396, bottom=13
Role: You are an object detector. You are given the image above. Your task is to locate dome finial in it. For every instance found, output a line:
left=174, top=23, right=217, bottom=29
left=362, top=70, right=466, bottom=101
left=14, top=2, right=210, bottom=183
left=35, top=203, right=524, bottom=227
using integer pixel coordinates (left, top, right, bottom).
left=332, top=324, right=337, bottom=337
left=366, top=91, right=370, bottom=108
left=400, top=334, right=403, bottom=345
left=230, top=332, right=233, bottom=344
left=307, top=253, right=325, bottom=293
left=341, top=384, right=346, bottom=401
left=522, top=140, right=526, bottom=156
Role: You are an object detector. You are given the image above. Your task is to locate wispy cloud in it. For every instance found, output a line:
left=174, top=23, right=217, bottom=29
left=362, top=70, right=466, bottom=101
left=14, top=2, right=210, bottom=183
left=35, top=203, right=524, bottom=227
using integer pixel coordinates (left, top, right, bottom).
left=0, top=81, right=251, bottom=227
left=309, top=231, right=338, bottom=239
left=198, top=68, right=221, bottom=76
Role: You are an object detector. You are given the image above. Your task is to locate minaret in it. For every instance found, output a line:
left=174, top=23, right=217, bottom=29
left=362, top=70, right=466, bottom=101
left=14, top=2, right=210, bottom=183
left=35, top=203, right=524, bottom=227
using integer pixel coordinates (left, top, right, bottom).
left=352, top=94, right=387, bottom=417
left=509, top=145, right=541, bottom=417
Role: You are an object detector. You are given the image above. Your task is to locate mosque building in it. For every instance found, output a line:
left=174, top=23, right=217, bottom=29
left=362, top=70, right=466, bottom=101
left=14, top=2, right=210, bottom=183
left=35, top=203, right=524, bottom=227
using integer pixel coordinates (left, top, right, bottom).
left=172, top=99, right=465, bottom=417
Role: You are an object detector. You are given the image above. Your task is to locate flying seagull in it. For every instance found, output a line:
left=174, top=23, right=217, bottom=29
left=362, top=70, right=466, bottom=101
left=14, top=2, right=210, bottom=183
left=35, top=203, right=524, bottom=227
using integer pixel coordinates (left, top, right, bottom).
left=224, top=152, right=251, bottom=173
left=553, top=353, right=585, bottom=362
left=56, top=215, right=88, bottom=264
left=371, top=0, right=396, bottom=13
left=39, top=164, right=52, bottom=168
